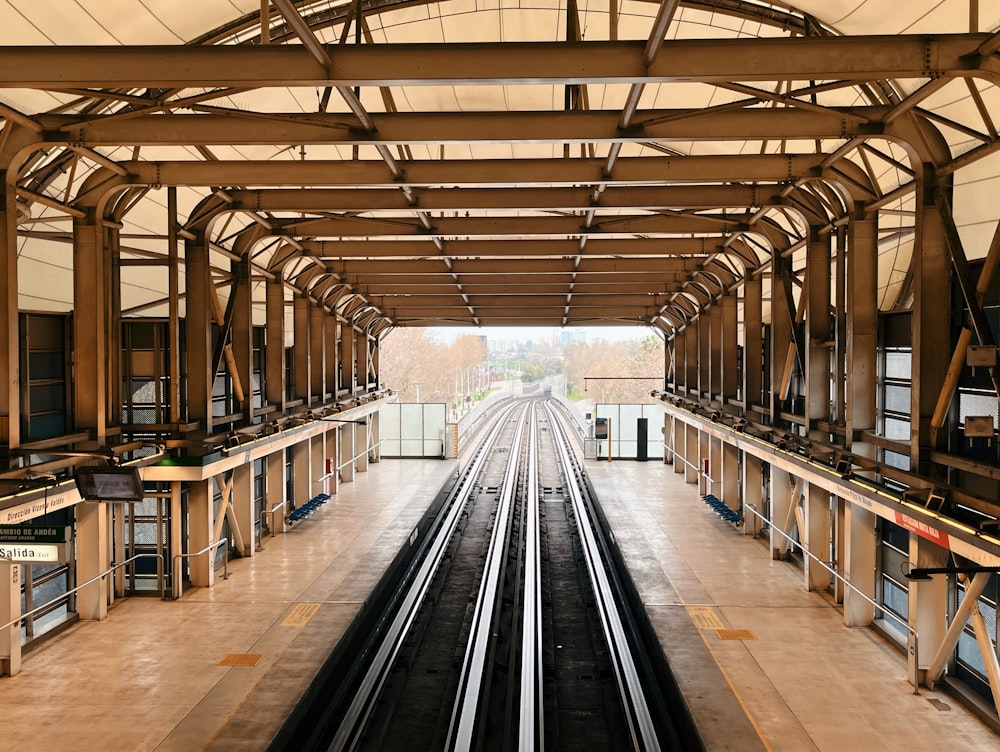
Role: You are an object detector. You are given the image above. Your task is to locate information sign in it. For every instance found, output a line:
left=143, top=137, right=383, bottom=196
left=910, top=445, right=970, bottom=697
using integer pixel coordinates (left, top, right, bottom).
left=0, top=543, right=66, bottom=563
left=0, top=525, right=69, bottom=544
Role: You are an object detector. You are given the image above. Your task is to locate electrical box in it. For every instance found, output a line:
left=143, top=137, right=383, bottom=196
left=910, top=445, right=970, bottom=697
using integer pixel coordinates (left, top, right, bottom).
left=964, top=415, right=995, bottom=438
left=968, top=346, right=998, bottom=368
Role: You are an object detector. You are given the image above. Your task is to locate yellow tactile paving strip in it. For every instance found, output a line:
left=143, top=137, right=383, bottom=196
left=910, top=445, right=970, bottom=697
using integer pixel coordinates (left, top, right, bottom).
left=686, top=605, right=725, bottom=630
left=218, top=653, right=264, bottom=667
left=282, top=602, right=322, bottom=627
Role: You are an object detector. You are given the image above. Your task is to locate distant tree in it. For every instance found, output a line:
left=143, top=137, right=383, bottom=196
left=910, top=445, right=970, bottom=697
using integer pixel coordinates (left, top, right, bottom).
left=379, top=329, right=488, bottom=403
left=563, top=336, right=664, bottom=403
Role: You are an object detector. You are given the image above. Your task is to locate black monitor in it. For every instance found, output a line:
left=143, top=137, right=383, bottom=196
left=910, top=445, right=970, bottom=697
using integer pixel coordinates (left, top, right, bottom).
left=75, top=466, right=145, bottom=501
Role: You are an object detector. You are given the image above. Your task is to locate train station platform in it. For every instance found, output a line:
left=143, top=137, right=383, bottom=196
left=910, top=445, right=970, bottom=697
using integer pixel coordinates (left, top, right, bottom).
left=1, top=456, right=997, bottom=751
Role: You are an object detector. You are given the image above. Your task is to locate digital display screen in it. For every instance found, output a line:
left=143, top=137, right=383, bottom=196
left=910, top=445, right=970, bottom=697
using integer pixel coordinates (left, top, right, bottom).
left=75, top=467, right=145, bottom=501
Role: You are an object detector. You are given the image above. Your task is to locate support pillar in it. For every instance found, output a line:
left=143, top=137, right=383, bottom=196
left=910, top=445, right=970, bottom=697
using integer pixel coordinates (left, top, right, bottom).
left=293, top=438, right=311, bottom=507
left=0, top=170, right=19, bottom=453
left=231, top=255, right=253, bottom=420
left=908, top=535, right=949, bottom=686
left=709, top=305, right=722, bottom=402
left=743, top=275, right=763, bottom=412
left=185, top=233, right=215, bottom=432
left=770, top=466, right=792, bottom=558
left=805, top=484, right=830, bottom=591
left=267, top=452, right=288, bottom=535
left=0, top=562, right=21, bottom=675
left=293, top=294, right=312, bottom=406
left=76, top=501, right=111, bottom=620
left=311, top=305, right=326, bottom=400
left=232, top=463, right=254, bottom=557
left=340, top=425, right=355, bottom=483
left=343, top=325, right=356, bottom=394
left=742, top=453, right=763, bottom=536
left=684, top=423, right=698, bottom=483
left=73, top=216, right=109, bottom=444
left=722, top=441, right=739, bottom=509
left=265, top=277, right=286, bottom=412
left=844, top=211, right=879, bottom=624
left=843, top=502, right=876, bottom=624
left=911, top=170, right=952, bottom=467
left=326, top=316, right=339, bottom=402
left=187, top=479, right=215, bottom=589
left=356, top=419, right=369, bottom=473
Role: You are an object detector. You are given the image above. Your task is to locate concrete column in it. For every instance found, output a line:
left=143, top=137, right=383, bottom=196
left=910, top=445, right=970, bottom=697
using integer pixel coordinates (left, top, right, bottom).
left=73, top=216, right=109, bottom=444
left=684, top=423, right=699, bottom=483
left=293, top=295, right=312, bottom=405
left=76, top=501, right=111, bottom=620
left=293, top=438, right=311, bottom=508
left=267, top=452, right=288, bottom=535
left=185, top=233, right=214, bottom=432
left=709, top=305, right=722, bottom=401
left=0, top=170, right=20, bottom=451
left=708, top=435, right=722, bottom=497
left=847, top=213, right=878, bottom=451
left=231, top=255, right=253, bottom=420
left=742, top=453, right=763, bottom=536
left=326, top=317, right=339, bottom=401
left=340, top=424, right=355, bottom=483
left=805, top=484, right=830, bottom=591
left=806, top=225, right=831, bottom=437
left=770, top=466, right=792, bottom=559
left=672, top=415, right=684, bottom=475
left=843, top=502, right=876, bottom=625
left=310, top=305, right=326, bottom=400
left=909, top=535, right=949, bottom=686
left=721, top=291, right=738, bottom=405
left=343, top=325, right=356, bottom=393
left=722, top=441, right=739, bottom=508
left=911, top=170, right=952, bottom=467
left=232, top=462, right=254, bottom=557
left=0, top=562, right=21, bottom=675
left=770, top=251, right=795, bottom=423
left=356, top=419, right=369, bottom=473
left=685, top=324, right=698, bottom=396
left=354, top=329, right=365, bottom=393
left=672, top=331, right=684, bottom=393
left=187, top=479, right=215, bottom=589
left=698, top=314, right=711, bottom=398
left=743, top=275, right=763, bottom=412
left=369, top=410, right=380, bottom=463
left=265, top=277, right=286, bottom=412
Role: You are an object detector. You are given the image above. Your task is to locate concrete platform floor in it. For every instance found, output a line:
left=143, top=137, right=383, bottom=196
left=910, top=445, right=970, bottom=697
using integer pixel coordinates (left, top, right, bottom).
left=587, top=459, right=1000, bottom=752
left=1, top=456, right=997, bottom=751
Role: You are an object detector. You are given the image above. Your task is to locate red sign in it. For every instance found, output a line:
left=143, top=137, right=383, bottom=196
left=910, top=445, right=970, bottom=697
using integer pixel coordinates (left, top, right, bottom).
left=894, top=511, right=950, bottom=549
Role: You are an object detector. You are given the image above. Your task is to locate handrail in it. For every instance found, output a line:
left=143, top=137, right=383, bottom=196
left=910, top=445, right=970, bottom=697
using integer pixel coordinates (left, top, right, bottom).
left=742, top=503, right=920, bottom=694
left=337, top=438, right=384, bottom=472
left=172, top=538, right=228, bottom=600
left=0, top=552, right=165, bottom=633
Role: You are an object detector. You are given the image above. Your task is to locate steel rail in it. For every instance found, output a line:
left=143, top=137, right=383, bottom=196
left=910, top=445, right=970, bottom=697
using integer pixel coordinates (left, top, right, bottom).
left=518, top=402, right=544, bottom=749
left=545, top=401, right=661, bottom=751
left=329, top=401, right=521, bottom=752
left=447, top=402, right=531, bottom=750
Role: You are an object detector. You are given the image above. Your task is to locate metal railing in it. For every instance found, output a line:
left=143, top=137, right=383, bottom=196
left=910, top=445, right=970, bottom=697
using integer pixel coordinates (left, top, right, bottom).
left=172, top=539, right=229, bottom=600
left=0, top=552, right=166, bottom=634
left=742, top=503, right=921, bottom=694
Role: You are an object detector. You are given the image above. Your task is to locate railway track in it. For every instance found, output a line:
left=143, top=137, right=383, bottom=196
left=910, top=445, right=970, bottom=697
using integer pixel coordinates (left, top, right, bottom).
left=271, top=397, right=702, bottom=751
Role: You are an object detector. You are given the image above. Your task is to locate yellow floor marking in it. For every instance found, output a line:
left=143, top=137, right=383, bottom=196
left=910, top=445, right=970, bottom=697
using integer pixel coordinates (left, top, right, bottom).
left=716, top=628, right=756, bottom=641
left=680, top=603, right=771, bottom=750
left=218, top=653, right=263, bottom=667
left=282, top=602, right=322, bottom=627
left=686, top=605, right=725, bottom=630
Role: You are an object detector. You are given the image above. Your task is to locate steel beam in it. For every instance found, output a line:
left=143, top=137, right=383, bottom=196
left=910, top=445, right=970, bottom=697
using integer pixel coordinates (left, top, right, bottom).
left=42, top=108, right=888, bottom=146
left=282, top=214, right=744, bottom=238
left=0, top=35, right=994, bottom=88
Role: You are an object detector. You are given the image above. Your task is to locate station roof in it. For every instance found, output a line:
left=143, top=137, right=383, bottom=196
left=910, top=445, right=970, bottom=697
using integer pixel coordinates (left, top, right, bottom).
left=4, top=1, right=999, bottom=334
